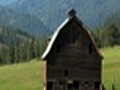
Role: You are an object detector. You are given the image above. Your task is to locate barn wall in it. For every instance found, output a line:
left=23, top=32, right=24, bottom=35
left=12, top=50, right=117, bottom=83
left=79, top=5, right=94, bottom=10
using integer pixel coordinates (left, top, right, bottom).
left=46, top=18, right=102, bottom=90
left=47, top=21, right=101, bottom=81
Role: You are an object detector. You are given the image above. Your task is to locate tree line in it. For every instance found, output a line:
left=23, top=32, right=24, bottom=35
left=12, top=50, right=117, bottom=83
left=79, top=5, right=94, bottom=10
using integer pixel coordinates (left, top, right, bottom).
left=0, top=25, right=46, bottom=66
left=91, top=24, right=120, bottom=48
left=0, top=39, right=46, bottom=65
left=91, top=10, right=120, bottom=48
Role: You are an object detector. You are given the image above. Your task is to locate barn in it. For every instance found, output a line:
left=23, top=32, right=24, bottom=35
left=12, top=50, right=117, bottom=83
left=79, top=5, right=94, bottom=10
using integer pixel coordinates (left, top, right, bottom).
left=42, top=8, right=103, bottom=90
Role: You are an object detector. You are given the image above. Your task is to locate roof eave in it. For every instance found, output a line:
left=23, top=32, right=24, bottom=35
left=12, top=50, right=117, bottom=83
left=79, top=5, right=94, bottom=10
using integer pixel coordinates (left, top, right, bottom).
left=41, top=18, right=70, bottom=60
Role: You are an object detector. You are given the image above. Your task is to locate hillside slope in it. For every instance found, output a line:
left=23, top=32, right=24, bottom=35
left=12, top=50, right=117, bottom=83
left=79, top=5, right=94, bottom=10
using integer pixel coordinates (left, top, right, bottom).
left=0, top=25, right=32, bottom=47
left=0, top=6, right=51, bottom=38
left=9, top=0, right=120, bottom=31
left=102, top=46, right=120, bottom=90
left=0, top=25, right=45, bottom=65
left=0, top=60, right=44, bottom=90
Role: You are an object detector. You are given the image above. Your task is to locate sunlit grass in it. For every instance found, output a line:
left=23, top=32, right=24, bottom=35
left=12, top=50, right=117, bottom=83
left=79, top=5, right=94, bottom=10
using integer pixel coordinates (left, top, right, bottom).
left=102, top=46, right=120, bottom=90
left=0, top=60, right=44, bottom=90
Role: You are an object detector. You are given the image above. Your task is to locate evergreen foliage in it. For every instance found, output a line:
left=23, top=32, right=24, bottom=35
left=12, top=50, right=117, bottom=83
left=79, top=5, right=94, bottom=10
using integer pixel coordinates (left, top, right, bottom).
left=91, top=10, right=120, bottom=48
left=0, top=25, right=46, bottom=65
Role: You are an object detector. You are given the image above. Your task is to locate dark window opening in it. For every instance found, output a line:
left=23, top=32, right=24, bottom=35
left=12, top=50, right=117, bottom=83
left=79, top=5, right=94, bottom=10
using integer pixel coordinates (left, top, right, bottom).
left=47, top=81, right=53, bottom=90
left=64, top=70, right=68, bottom=77
left=59, top=81, right=63, bottom=85
left=67, top=81, right=79, bottom=90
left=73, top=81, right=79, bottom=89
left=68, top=83, right=73, bottom=90
left=85, top=81, right=89, bottom=87
left=85, top=81, right=88, bottom=84
left=89, top=44, right=92, bottom=54
left=95, top=82, right=100, bottom=90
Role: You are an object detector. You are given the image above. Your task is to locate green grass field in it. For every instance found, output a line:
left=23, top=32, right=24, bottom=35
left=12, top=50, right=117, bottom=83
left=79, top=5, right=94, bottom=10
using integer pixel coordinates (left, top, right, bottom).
left=102, top=46, right=120, bottom=90
left=0, top=60, right=44, bottom=90
left=0, top=46, right=120, bottom=90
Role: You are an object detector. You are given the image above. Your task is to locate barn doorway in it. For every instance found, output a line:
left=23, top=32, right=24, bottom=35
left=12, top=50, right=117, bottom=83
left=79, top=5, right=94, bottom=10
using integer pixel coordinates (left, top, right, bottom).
left=95, top=82, right=100, bottom=90
left=67, top=80, right=79, bottom=90
left=47, top=81, right=53, bottom=90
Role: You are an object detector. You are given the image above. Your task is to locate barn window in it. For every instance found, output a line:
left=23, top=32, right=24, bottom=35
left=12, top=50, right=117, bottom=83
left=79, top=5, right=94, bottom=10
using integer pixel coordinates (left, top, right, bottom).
left=64, top=70, right=68, bottom=77
left=67, top=81, right=79, bottom=90
left=47, top=81, right=53, bottom=90
left=73, top=81, right=79, bottom=90
left=59, top=81, right=63, bottom=85
left=85, top=81, right=89, bottom=87
left=95, top=82, right=100, bottom=90
left=67, top=83, right=73, bottom=90
left=88, top=43, right=92, bottom=54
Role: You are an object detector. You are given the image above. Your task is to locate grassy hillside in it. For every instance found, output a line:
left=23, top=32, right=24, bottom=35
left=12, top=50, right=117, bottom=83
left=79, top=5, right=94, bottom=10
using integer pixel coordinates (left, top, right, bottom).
left=0, top=47, right=120, bottom=90
left=102, top=46, right=120, bottom=90
left=0, top=60, right=44, bottom=90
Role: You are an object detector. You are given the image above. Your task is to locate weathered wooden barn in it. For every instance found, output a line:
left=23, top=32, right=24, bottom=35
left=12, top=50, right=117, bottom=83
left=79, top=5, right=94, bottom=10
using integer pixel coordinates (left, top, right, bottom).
left=42, top=9, right=103, bottom=90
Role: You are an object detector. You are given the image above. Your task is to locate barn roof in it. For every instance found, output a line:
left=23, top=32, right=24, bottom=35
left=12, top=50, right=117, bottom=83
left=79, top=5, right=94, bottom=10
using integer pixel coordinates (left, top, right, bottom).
left=42, top=18, right=69, bottom=59
left=42, top=8, right=103, bottom=60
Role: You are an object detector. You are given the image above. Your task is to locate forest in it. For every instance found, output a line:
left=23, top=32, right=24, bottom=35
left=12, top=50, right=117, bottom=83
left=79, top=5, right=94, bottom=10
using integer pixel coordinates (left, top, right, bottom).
left=91, top=10, right=120, bottom=48
left=0, top=25, right=46, bottom=65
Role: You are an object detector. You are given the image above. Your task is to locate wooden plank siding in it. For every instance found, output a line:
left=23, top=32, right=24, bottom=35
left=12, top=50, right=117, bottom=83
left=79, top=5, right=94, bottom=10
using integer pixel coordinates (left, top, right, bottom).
left=42, top=9, right=102, bottom=90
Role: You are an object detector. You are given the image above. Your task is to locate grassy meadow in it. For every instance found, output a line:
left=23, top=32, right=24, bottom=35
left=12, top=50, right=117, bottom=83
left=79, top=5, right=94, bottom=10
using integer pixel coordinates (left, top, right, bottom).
left=0, top=60, right=44, bottom=90
left=102, top=46, right=120, bottom=90
left=0, top=46, right=120, bottom=90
